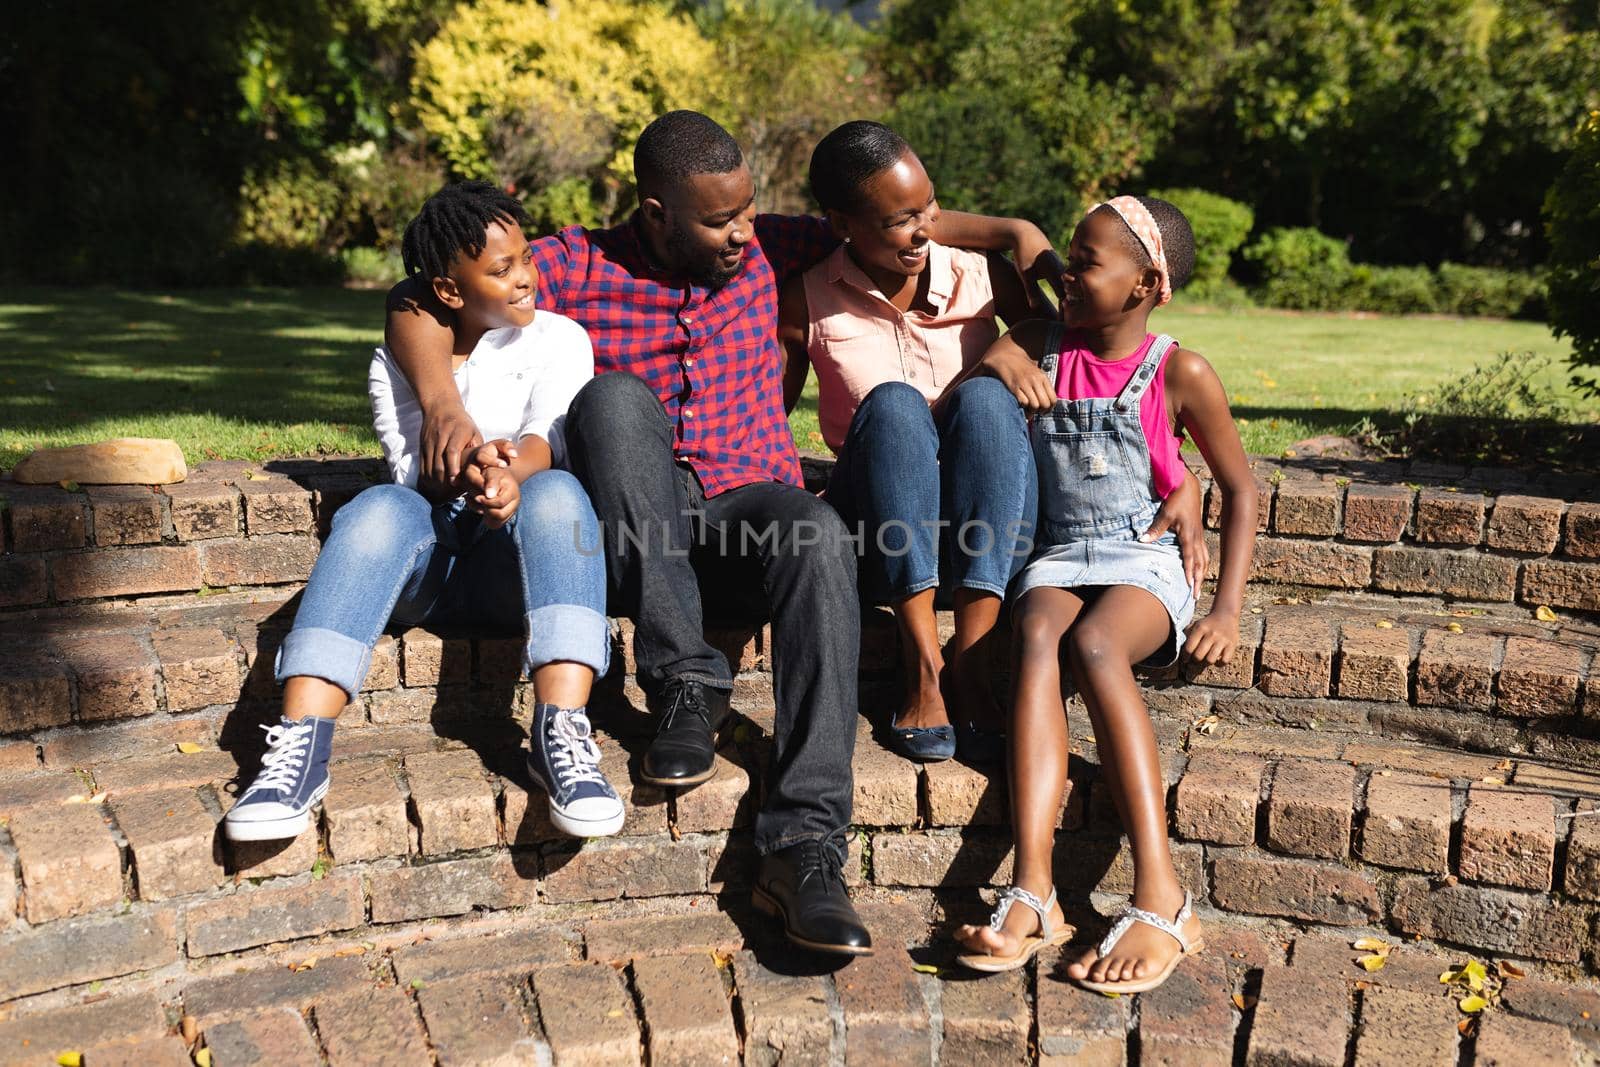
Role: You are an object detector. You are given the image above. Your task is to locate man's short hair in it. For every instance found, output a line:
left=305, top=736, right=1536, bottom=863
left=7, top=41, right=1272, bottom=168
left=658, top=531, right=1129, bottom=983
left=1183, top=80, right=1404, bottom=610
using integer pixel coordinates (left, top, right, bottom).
left=634, top=111, right=744, bottom=199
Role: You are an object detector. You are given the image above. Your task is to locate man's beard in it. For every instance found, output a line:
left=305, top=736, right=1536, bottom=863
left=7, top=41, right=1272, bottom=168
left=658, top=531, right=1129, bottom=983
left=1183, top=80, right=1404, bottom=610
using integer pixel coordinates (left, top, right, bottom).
left=666, top=223, right=743, bottom=290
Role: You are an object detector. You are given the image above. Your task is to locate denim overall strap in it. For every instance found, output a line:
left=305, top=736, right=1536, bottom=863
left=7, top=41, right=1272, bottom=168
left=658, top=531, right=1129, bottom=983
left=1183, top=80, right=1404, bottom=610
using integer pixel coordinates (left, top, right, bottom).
left=1036, top=323, right=1066, bottom=402
left=1112, top=334, right=1177, bottom=414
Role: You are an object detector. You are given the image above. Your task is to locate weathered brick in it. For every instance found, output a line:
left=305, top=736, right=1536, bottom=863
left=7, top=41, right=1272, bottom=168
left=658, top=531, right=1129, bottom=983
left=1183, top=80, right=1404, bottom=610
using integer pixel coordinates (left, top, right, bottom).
left=1036, top=950, right=1128, bottom=1065
left=87, top=485, right=164, bottom=546
left=584, top=910, right=742, bottom=963
left=836, top=946, right=931, bottom=1066
left=1195, top=724, right=1344, bottom=761
left=531, top=962, right=642, bottom=1066
left=112, top=786, right=223, bottom=899
left=181, top=954, right=372, bottom=1023
left=1496, top=978, right=1600, bottom=1043
left=941, top=968, right=1030, bottom=1065
left=238, top=476, right=315, bottom=536
left=1563, top=801, right=1600, bottom=901
left=1174, top=750, right=1262, bottom=846
left=0, top=842, right=16, bottom=927
left=312, top=476, right=373, bottom=535
left=358, top=633, right=400, bottom=692
left=315, top=985, right=433, bottom=1067
left=57, top=632, right=159, bottom=721
left=1251, top=539, right=1372, bottom=589
left=1474, top=1012, right=1581, bottom=1067
left=1458, top=784, right=1556, bottom=890
left=541, top=834, right=706, bottom=902
left=0, top=554, right=48, bottom=608
left=1184, top=611, right=1262, bottom=689
left=1258, top=614, right=1335, bottom=698
left=0, top=651, right=73, bottom=732
left=369, top=852, right=538, bottom=923
left=1497, top=636, right=1584, bottom=717
left=1388, top=877, right=1585, bottom=962
left=1359, top=771, right=1452, bottom=874
left=202, top=1007, right=324, bottom=1066
left=476, top=636, right=524, bottom=682
left=200, top=536, right=320, bottom=587
left=1341, top=738, right=1504, bottom=780
left=0, top=908, right=178, bottom=1000
left=1414, top=487, right=1485, bottom=545
left=1205, top=476, right=1271, bottom=532
left=405, top=749, right=499, bottom=855
left=0, top=770, right=88, bottom=818
left=1342, top=484, right=1412, bottom=542
left=53, top=545, right=201, bottom=600
left=8, top=488, right=87, bottom=551
left=186, top=872, right=364, bottom=956
left=10, top=802, right=123, bottom=921
left=1415, top=628, right=1498, bottom=711
left=1373, top=546, right=1517, bottom=600
left=164, top=481, right=241, bottom=540
left=0, top=739, right=38, bottom=771
left=153, top=626, right=240, bottom=710
left=1520, top=559, right=1600, bottom=613
left=1272, top=481, right=1341, bottom=536
left=1564, top=501, right=1600, bottom=558
left=417, top=974, right=540, bottom=1067
left=1487, top=495, right=1564, bottom=554
left=96, top=749, right=239, bottom=794
left=852, top=734, right=920, bottom=826
left=0, top=993, right=168, bottom=1064
left=323, top=756, right=409, bottom=863
left=1265, top=759, right=1355, bottom=859
left=871, top=830, right=1012, bottom=887
left=1337, top=621, right=1411, bottom=702
left=925, top=758, right=1008, bottom=826
left=732, top=951, right=833, bottom=1067
left=367, top=685, right=449, bottom=725
left=391, top=919, right=579, bottom=984
left=632, top=953, right=740, bottom=1066
left=1087, top=839, right=1207, bottom=900
left=673, top=748, right=754, bottom=833
left=1351, top=986, right=1456, bottom=1066
left=1137, top=958, right=1235, bottom=1067
left=401, top=628, right=471, bottom=687
left=39, top=714, right=208, bottom=766
left=86, top=1035, right=194, bottom=1066
left=1211, top=851, right=1380, bottom=925
left=1245, top=966, right=1347, bottom=1067
left=222, top=807, right=317, bottom=878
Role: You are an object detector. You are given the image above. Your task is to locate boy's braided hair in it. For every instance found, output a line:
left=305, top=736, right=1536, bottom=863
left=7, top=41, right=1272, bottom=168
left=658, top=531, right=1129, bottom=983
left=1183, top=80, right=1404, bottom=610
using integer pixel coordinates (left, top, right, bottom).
left=401, top=180, right=530, bottom=283
left=1095, top=196, right=1197, bottom=291
left=808, top=120, right=912, bottom=214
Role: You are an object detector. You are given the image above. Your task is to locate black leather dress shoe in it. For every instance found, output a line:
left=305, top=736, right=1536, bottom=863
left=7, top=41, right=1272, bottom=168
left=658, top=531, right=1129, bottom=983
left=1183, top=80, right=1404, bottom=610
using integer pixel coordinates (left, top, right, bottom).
left=753, top=833, right=873, bottom=956
left=639, top=678, right=730, bottom=787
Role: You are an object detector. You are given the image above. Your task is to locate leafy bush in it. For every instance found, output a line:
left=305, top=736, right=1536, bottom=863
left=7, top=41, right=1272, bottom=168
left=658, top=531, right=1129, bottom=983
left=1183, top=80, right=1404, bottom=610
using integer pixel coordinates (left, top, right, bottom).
left=1148, top=188, right=1254, bottom=290
left=1347, top=265, right=1439, bottom=315
left=1545, top=110, right=1600, bottom=395
left=1176, top=278, right=1255, bottom=310
left=237, top=156, right=349, bottom=255
left=342, top=246, right=403, bottom=288
left=1242, top=227, right=1352, bottom=310
left=1435, top=263, right=1545, bottom=319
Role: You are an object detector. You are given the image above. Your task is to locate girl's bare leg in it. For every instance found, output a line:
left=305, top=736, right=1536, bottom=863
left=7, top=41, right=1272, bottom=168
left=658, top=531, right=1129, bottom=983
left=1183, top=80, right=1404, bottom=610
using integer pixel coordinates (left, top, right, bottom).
left=1061, top=586, right=1199, bottom=985
left=946, top=588, right=1003, bottom=730
left=955, top=587, right=1084, bottom=954
left=533, top=661, right=595, bottom=709
left=892, top=587, right=949, bottom=729
left=282, top=676, right=346, bottom=721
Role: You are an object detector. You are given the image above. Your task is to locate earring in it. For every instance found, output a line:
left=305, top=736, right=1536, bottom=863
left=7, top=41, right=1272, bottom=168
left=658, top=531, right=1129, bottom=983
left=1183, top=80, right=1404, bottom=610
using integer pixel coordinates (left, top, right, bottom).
left=843, top=236, right=851, bottom=244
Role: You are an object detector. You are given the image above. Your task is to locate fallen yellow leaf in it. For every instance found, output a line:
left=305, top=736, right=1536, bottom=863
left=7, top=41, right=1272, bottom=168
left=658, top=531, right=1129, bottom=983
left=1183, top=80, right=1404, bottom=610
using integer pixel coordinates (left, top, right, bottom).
left=1358, top=954, right=1389, bottom=972
left=1497, top=960, right=1526, bottom=979
left=175, top=742, right=205, bottom=754
left=1231, top=992, right=1257, bottom=1010
left=1458, top=994, right=1488, bottom=1013
left=1446, top=622, right=1464, bottom=633
left=288, top=957, right=317, bottom=972
left=1352, top=937, right=1392, bottom=953
left=606, top=1009, right=624, bottom=1017
left=55, top=1054, right=82, bottom=1067
left=1535, top=605, right=1559, bottom=622
left=195, top=1049, right=213, bottom=1067
left=911, top=963, right=942, bottom=975
left=63, top=793, right=105, bottom=805
left=1375, top=620, right=1395, bottom=629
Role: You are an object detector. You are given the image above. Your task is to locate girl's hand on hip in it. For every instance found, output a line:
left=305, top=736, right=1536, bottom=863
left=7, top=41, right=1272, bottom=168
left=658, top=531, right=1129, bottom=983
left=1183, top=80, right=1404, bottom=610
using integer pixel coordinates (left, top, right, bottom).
left=981, top=347, right=1055, bottom=413
left=1184, top=611, right=1240, bottom=666
left=471, top=465, right=520, bottom=529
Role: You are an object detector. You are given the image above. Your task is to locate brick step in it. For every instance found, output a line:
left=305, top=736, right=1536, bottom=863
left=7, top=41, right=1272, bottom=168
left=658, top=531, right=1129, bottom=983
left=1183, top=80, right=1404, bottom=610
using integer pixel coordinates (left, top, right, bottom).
left=1, top=901, right=1593, bottom=1067
left=3, top=453, right=1600, bottom=611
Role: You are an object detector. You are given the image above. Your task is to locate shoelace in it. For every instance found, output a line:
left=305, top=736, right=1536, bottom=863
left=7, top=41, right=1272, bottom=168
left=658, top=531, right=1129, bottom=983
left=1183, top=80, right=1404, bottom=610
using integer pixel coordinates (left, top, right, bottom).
left=246, top=720, right=314, bottom=795
left=795, top=827, right=853, bottom=888
left=548, top=709, right=607, bottom=789
left=658, top=683, right=711, bottom=733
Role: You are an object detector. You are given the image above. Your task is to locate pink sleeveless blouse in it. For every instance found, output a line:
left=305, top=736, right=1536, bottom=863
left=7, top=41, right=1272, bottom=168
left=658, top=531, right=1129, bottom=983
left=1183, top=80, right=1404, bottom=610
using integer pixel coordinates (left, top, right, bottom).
left=1053, top=331, right=1186, bottom=499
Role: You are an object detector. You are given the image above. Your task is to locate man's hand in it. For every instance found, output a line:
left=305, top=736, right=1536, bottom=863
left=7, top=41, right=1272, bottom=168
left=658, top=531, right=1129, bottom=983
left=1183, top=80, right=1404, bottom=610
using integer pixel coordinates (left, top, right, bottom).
left=1185, top=610, right=1240, bottom=666
left=470, top=464, right=521, bottom=529
left=422, top=404, right=484, bottom=486
left=1140, top=473, right=1209, bottom=597
left=980, top=346, right=1056, bottom=413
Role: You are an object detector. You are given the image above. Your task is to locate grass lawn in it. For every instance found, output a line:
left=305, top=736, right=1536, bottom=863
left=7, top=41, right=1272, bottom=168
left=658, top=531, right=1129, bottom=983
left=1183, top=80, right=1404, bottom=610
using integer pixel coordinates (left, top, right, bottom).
left=0, top=286, right=1590, bottom=470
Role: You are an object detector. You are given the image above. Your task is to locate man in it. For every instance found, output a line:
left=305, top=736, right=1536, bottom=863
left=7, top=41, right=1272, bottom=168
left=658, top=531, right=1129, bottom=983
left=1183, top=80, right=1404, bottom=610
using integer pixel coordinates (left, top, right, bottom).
left=385, top=111, right=1059, bottom=956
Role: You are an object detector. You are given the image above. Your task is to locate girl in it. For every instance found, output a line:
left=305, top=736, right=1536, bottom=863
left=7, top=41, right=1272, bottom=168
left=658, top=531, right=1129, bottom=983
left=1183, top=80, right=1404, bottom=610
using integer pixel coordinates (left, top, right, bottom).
left=779, top=123, right=1206, bottom=763
left=223, top=182, right=623, bottom=845
left=953, top=196, right=1256, bottom=993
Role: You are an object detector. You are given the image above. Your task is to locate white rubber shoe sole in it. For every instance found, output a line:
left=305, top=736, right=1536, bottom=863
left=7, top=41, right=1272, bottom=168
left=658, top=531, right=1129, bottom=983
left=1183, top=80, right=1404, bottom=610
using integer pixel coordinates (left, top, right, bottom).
left=548, top=800, right=625, bottom=839
left=222, top=780, right=328, bottom=842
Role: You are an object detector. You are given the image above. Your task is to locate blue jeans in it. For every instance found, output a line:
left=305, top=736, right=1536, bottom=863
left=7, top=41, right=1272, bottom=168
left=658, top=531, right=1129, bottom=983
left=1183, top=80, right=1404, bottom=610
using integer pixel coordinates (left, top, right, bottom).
left=276, top=472, right=609, bottom=698
left=827, top=377, right=1037, bottom=605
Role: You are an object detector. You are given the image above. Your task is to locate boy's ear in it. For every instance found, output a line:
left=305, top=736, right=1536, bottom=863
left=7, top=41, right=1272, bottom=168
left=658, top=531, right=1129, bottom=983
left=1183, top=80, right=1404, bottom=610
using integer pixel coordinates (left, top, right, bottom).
left=639, top=196, right=667, bottom=229
left=432, top=274, right=463, bottom=310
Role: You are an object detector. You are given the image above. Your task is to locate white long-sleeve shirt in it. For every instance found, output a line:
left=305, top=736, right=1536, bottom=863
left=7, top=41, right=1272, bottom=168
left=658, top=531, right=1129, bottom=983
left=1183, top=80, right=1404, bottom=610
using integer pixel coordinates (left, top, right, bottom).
left=368, top=311, right=595, bottom=488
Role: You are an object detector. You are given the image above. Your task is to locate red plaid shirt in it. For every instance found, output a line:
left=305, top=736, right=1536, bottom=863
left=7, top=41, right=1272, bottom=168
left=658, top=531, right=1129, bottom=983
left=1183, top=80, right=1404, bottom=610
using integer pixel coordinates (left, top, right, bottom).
left=530, top=214, right=837, bottom=496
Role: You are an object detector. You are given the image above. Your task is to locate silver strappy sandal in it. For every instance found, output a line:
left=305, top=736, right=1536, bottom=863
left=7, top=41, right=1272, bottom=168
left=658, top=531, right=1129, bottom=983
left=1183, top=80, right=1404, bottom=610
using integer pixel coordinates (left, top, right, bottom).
left=1072, top=890, right=1205, bottom=993
left=954, top=885, right=1074, bottom=973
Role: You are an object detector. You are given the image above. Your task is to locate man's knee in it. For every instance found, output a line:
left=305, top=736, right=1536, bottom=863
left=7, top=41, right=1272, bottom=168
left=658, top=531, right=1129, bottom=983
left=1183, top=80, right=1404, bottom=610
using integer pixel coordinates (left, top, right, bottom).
left=567, top=371, right=661, bottom=432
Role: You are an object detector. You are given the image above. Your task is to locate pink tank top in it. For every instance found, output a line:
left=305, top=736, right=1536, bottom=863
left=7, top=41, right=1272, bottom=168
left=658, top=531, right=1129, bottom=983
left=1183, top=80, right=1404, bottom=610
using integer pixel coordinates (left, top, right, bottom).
left=1053, top=331, right=1186, bottom=499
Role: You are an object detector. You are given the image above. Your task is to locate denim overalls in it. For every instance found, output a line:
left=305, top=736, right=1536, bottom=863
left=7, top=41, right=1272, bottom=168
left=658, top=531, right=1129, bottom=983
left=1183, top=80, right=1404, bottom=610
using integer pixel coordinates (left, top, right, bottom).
left=1011, top=325, right=1195, bottom=666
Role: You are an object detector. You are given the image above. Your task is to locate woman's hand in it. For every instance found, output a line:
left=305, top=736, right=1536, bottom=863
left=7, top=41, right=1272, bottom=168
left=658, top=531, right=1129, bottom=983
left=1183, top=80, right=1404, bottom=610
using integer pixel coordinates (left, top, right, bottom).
left=1184, top=610, right=1240, bottom=666
left=1141, top=472, right=1209, bottom=597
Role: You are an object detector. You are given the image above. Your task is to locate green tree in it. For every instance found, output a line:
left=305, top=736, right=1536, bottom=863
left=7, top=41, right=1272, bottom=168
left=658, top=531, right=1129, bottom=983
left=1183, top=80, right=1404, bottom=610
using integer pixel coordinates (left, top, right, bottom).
left=1545, top=109, right=1600, bottom=394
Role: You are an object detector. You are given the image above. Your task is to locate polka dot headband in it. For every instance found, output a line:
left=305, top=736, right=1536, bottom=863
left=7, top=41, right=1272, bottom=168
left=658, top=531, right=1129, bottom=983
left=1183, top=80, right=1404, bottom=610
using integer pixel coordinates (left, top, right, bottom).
left=1092, top=196, right=1171, bottom=306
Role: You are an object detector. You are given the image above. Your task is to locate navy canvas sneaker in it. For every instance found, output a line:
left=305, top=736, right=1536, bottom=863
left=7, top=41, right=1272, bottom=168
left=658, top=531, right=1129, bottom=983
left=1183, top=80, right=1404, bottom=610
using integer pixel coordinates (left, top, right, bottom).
left=223, top=715, right=335, bottom=842
left=526, top=704, right=624, bottom=837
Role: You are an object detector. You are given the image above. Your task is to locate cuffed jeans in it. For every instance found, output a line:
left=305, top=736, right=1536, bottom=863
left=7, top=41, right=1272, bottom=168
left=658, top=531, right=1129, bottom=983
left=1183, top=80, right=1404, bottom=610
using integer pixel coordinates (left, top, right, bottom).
left=827, top=377, right=1037, bottom=605
left=566, top=372, right=859, bottom=854
left=276, top=473, right=610, bottom=698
